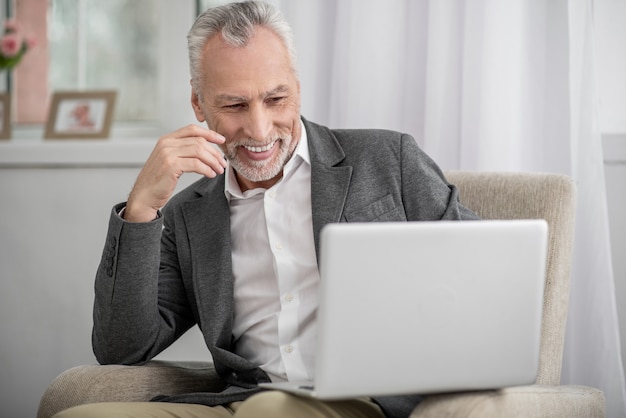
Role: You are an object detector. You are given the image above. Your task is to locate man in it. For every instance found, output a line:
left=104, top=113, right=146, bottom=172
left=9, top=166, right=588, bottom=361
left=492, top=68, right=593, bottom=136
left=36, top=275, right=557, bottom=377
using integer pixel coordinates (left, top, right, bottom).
left=55, top=2, right=478, bottom=418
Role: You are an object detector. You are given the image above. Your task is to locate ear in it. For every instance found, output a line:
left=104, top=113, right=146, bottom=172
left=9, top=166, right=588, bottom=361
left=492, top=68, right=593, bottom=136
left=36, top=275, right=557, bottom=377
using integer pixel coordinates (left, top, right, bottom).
left=190, top=81, right=206, bottom=122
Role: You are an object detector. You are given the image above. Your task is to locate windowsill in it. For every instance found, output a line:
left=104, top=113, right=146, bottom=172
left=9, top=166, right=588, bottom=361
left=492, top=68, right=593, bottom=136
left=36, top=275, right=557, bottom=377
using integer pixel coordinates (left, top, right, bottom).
left=0, top=123, right=159, bottom=167
left=4, top=126, right=623, bottom=167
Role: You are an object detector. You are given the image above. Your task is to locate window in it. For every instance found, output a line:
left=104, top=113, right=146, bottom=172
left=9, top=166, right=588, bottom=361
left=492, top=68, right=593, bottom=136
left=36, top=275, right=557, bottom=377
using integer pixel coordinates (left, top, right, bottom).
left=6, top=0, right=196, bottom=135
left=49, top=0, right=159, bottom=122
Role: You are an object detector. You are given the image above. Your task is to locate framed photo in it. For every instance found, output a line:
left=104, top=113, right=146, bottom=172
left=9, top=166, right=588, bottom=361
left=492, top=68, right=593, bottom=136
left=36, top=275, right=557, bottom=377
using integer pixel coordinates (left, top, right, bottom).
left=45, top=91, right=117, bottom=139
left=0, top=93, right=11, bottom=140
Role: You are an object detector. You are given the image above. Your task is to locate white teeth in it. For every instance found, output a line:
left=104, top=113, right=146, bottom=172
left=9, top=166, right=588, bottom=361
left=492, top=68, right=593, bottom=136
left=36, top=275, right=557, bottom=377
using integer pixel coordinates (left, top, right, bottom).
left=244, top=141, right=276, bottom=153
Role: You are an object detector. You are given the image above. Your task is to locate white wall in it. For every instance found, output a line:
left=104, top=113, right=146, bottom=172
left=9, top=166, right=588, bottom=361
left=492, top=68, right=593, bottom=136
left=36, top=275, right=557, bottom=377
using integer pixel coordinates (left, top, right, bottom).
left=0, top=142, right=207, bottom=418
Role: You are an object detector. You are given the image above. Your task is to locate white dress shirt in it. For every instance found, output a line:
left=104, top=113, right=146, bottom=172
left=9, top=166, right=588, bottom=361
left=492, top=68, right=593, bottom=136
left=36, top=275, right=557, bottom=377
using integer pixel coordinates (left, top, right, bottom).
left=225, top=122, right=320, bottom=382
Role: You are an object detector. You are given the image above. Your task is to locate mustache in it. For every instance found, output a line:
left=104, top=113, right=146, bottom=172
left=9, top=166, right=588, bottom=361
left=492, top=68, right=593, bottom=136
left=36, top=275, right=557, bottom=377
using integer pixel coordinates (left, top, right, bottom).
left=230, top=132, right=291, bottom=147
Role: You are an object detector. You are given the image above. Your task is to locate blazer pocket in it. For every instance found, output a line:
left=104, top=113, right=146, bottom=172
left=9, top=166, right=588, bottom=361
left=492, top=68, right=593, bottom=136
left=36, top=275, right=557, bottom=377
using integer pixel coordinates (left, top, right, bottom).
left=344, top=194, right=407, bottom=222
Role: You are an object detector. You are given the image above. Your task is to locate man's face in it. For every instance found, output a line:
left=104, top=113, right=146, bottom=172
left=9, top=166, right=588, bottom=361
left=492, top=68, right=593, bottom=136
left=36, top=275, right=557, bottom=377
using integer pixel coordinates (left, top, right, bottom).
left=192, top=26, right=302, bottom=192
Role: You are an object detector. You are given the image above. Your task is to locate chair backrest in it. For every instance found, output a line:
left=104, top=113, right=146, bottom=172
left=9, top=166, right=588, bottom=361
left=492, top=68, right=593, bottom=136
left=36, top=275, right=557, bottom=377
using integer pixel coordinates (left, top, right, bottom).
left=444, top=171, right=576, bottom=386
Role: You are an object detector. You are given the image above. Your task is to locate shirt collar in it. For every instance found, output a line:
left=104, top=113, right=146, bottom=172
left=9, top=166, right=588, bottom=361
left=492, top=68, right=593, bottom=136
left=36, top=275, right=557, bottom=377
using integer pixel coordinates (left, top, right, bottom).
left=225, top=119, right=309, bottom=201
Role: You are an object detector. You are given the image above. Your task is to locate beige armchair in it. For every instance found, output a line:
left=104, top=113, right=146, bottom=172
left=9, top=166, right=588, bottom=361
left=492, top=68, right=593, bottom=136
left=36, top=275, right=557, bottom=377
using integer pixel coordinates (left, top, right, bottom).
left=38, top=171, right=605, bottom=418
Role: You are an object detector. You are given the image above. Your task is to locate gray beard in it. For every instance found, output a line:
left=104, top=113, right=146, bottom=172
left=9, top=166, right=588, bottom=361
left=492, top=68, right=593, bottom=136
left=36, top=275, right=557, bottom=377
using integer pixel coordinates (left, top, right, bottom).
left=228, top=138, right=296, bottom=183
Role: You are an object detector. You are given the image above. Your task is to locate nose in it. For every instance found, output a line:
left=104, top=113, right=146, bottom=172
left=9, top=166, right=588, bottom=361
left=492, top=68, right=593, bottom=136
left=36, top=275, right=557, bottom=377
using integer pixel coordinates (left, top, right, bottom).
left=243, top=103, right=273, bottom=141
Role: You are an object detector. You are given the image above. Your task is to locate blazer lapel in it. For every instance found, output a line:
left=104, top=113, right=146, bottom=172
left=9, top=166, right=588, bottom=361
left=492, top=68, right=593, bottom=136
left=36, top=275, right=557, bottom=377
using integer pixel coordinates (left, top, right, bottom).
left=181, top=177, right=234, bottom=350
left=181, top=177, right=273, bottom=376
left=304, top=118, right=353, bottom=261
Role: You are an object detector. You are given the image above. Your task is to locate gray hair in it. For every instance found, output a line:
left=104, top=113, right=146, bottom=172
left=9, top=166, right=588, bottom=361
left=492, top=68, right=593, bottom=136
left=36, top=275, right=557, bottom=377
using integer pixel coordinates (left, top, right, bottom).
left=187, top=1, right=297, bottom=95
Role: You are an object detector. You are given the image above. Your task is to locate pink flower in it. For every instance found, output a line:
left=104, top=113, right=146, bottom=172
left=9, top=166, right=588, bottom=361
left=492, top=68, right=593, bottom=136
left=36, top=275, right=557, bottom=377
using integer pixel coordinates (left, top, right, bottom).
left=1, top=33, right=22, bottom=57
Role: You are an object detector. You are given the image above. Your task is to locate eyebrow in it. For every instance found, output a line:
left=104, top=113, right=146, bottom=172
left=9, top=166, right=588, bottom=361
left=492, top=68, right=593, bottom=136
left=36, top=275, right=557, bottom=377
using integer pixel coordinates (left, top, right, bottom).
left=214, top=85, right=291, bottom=104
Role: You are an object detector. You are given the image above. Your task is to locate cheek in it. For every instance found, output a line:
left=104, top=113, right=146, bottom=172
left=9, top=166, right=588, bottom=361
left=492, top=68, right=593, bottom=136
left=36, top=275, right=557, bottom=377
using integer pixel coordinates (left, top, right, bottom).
left=206, top=114, right=226, bottom=135
left=207, top=113, right=241, bottom=137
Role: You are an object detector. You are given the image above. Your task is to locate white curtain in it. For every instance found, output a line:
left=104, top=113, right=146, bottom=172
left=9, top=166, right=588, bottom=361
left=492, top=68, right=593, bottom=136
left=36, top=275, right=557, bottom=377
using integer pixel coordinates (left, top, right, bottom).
left=272, top=0, right=626, bottom=416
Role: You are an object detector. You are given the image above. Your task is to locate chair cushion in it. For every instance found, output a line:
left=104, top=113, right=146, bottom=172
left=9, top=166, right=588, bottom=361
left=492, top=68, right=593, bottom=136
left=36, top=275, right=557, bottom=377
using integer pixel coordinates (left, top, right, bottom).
left=410, top=385, right=605, bottom=418
left=37, top=361, right=224, bottom=418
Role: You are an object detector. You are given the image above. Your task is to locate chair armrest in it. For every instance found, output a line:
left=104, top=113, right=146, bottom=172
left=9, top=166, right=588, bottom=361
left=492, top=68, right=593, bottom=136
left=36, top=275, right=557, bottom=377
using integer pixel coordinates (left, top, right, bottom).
left=37, top=361, right=225, bottom=418
left=410, top=385, right=605, bottom=418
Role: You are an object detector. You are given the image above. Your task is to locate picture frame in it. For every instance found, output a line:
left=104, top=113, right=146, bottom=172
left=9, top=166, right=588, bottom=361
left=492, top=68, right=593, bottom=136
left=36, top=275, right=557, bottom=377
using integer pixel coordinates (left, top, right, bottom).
left=0, top=93, right=11, bottom=140
left=44, top=90, right=117, bottom=139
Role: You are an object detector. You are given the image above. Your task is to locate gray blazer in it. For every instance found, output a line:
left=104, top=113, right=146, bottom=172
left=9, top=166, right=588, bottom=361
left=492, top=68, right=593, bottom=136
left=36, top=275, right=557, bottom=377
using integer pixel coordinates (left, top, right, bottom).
left=93, top=118, right=478, bottom=418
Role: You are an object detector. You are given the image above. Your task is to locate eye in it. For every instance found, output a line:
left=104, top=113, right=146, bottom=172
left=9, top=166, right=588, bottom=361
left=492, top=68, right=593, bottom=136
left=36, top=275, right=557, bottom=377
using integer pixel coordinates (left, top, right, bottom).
left=267, top=96, right=286, bottom=105
left=224, top=103, right=245, bottom=110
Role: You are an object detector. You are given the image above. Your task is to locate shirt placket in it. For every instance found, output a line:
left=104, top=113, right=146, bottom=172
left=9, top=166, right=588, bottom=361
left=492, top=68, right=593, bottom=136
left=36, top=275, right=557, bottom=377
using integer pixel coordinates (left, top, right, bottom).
left=264, top=186, right=310, bottom=381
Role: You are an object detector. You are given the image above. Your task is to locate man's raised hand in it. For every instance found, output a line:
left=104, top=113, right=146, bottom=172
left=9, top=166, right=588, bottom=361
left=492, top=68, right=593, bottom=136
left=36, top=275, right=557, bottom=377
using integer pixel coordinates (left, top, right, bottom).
left=123, top=125, right=228, bottom=222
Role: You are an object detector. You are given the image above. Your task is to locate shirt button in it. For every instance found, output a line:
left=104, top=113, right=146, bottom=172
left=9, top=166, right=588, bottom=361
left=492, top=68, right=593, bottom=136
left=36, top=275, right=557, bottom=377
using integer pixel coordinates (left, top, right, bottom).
left=268, top=190, right=276, bottom=198
left=284, top=345, right=294, bottom=354
left=275, top=242, right=283, bottom=250
left=284, top=293, right=294, bottom=303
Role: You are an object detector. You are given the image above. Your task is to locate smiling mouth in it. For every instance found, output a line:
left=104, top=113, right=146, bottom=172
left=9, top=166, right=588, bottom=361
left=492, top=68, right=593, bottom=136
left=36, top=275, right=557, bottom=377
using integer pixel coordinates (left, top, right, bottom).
left=242, top=140, right=278, bottom=153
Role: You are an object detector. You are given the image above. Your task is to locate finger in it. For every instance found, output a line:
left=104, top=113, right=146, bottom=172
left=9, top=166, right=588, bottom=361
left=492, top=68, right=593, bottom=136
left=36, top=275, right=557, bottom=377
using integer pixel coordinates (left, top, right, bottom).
left=191, top=136, right=228, bottom=169
left=163, top=137, right=228, bottom=171
left=176, top=156, right=224, bottom=179
left=176, top=124, right=226, bottom=145
left=185, top=145, right=227, bottom=176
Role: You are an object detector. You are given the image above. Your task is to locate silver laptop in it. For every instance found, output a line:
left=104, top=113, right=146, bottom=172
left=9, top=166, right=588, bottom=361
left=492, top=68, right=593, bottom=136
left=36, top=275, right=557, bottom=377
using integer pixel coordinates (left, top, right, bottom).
left=260, top=219, right=548, bottom=400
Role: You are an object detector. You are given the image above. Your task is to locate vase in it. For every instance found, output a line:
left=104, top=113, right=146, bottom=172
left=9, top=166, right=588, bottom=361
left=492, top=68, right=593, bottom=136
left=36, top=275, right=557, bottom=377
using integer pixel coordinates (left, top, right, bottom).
left=0, top=70, right=12, bottom=139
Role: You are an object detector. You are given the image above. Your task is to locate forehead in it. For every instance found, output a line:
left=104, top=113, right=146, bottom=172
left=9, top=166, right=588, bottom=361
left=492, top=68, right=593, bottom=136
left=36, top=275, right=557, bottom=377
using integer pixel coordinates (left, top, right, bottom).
left=200, top=26, right=297, bottom=97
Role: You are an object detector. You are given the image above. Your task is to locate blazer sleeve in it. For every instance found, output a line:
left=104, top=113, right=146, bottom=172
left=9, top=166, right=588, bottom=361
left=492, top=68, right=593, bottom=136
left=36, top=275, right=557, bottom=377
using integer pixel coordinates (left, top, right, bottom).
left=399, top=134, right=480, bottom=221
left=92, top=203, right=195, bottom=365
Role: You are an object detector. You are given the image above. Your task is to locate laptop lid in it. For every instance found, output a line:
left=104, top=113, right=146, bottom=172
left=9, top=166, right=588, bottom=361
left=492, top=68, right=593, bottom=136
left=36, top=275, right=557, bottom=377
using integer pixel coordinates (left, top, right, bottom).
left=308, top=219, right=548, bottom=399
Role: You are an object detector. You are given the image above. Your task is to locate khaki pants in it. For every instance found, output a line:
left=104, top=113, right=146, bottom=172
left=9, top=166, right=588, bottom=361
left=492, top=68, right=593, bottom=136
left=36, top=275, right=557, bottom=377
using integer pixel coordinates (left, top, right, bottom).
left=52, top=391, right=386, bottom=418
